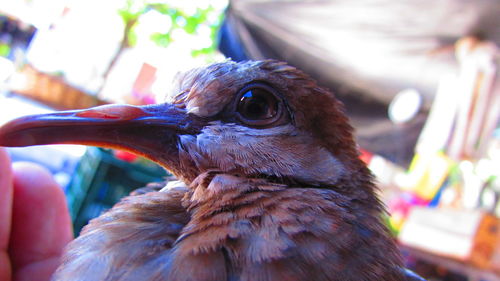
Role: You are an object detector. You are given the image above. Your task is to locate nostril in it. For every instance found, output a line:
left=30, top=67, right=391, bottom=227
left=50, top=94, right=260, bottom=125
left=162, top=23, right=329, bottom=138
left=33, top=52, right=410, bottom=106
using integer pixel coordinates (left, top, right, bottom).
left=74, top=105, right=146, bottom=121
left=76, top=110, right=121, bottom=119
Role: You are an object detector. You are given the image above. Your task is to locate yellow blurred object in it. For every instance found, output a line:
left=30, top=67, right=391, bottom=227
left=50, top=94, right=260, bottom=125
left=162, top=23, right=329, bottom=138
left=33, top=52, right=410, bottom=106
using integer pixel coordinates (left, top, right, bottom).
left=403, top=152, right=453, bottom=200
left=389, top=212, right=406, bottom=233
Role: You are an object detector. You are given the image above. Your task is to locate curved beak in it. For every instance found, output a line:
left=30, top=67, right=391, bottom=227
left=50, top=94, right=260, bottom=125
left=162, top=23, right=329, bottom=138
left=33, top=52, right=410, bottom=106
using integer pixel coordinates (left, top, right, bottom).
left=0, top=103, right=205, bottom=168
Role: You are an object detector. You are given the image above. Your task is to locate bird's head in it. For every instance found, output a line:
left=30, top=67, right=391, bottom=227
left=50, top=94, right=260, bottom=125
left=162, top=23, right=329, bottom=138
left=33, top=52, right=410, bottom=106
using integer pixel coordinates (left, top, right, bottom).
left=0, top=60, right=369, bottom=189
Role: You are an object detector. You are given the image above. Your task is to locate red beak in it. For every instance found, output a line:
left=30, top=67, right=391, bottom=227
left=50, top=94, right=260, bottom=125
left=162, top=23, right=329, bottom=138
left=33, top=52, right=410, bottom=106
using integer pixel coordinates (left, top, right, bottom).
left=0, top=103, right=205, bottom=168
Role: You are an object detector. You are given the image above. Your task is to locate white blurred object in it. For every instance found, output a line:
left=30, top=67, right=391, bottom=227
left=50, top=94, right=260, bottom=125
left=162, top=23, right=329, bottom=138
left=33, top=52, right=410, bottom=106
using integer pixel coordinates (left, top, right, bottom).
left=0, top=0, right=66, bottom=29
left=447, top=38, right=499, bottom=160
left=388, top=88, right=422, bottom=124
left=414, top=74, right=459, bottom=154
left=25, top=0, right=124, bottom=93
left=0, top=57, right=15, bottom=92
left=0, top=92, right=52, bottom=125
left=399, top=207, right=483, bottom=260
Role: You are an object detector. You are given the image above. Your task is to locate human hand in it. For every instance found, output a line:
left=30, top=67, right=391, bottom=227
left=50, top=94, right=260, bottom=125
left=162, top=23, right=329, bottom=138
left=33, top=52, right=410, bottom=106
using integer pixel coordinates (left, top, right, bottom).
left=0, top=148, right=73, bottom=281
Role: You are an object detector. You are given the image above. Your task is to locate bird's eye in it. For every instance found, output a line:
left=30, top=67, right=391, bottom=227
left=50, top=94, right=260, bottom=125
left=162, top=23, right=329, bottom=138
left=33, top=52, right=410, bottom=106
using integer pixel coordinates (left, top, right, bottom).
left=235, top=83, right=287, bottom=127
left=238, top=89, right=277, bottom=120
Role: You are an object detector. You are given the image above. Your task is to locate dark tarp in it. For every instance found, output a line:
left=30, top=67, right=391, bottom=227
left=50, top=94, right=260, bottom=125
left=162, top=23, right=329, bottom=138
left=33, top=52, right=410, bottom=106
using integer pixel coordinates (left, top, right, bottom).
left=218, top=0, right=500, bottom=167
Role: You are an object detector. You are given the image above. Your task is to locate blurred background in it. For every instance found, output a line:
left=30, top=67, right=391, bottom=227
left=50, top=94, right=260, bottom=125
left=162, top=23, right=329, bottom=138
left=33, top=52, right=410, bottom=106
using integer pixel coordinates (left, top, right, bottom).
left=0, top=0, right=499, bottom=280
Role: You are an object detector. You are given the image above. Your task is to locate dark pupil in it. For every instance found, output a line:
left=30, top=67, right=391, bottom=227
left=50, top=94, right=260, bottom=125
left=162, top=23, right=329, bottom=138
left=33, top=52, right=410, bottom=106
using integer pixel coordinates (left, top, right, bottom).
left=238, top=89, right=277, bottom=120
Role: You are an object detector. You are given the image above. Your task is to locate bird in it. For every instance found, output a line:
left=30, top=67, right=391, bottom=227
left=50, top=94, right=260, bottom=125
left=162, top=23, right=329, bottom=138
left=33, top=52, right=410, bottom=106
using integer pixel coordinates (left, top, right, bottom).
left=0, top=60, right=425, bottom=281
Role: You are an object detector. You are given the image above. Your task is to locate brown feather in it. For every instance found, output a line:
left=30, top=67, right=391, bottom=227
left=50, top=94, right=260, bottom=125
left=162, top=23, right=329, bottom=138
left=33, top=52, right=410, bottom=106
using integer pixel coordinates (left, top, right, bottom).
left=45, top=60, right=414, bottom=280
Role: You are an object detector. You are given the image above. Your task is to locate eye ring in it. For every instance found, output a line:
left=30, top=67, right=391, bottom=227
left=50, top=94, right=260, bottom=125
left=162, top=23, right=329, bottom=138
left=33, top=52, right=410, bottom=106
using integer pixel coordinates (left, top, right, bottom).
left=234, top=82, right=288, bottom=127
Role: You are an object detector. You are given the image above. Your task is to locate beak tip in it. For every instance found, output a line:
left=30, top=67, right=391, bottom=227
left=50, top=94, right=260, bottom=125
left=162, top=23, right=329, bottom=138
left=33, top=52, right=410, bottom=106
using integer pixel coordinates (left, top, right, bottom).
left=0, top=118, right=40, bottom=147
left=0, top=131, right=31, bottom=147
left=0, top=125, right=14, bottom=147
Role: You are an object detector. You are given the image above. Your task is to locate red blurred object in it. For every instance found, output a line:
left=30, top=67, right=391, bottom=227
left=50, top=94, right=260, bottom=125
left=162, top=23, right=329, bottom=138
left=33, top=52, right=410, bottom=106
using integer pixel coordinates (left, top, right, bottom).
left=389, top=192, right=430, bottom=218
left=359, top=149, right=373, bottom=164
left=131, top=63, right=157, bottom=105
left=114, top=150, right=138, bottom=162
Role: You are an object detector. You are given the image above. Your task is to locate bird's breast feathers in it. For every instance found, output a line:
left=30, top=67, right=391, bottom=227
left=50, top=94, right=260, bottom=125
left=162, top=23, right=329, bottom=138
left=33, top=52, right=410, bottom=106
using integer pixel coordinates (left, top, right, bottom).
left=53, top=174, right=403, bottom=281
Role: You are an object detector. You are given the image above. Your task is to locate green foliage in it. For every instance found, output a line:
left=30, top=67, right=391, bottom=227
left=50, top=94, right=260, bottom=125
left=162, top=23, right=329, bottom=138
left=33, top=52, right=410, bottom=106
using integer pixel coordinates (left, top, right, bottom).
left=0, top=43, right=10, bottom=57
left=192, top=10, right=226, bottom=58
left=117, top=1, right=226, bottom=58
left=150, top=32, right=171, bottom=47
left=117, top=0, right=148, bottom=47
